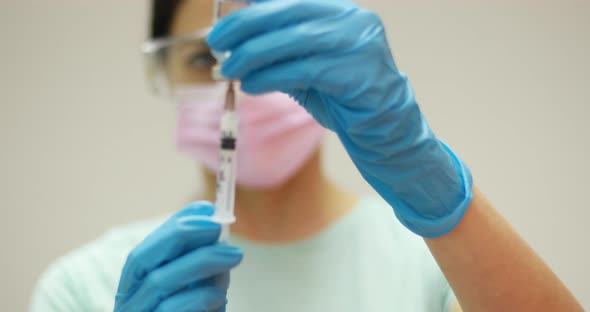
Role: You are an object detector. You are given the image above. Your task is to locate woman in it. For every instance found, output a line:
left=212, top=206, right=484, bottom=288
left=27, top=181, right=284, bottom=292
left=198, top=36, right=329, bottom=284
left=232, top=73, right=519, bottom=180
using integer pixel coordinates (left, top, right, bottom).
left=32, top=0, right=583, bottom=311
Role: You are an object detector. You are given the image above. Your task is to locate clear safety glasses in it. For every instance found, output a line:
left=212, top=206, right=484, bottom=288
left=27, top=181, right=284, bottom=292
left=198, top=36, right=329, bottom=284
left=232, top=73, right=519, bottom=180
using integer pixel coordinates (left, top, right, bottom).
left=141, top=1, right=252, bottom=97
left=141, top=28, right=217, bottom=97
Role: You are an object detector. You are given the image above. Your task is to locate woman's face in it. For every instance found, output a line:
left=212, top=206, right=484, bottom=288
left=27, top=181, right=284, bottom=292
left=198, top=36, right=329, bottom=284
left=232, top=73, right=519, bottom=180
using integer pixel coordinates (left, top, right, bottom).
left=165, top=0, right=217, bottom=86
left=171, top=0, right=213, bottom=36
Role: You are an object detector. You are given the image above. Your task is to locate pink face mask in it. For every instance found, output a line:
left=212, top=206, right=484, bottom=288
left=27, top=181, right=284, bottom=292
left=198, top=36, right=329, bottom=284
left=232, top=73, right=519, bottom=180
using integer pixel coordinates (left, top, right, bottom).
left=175, top=84, right=326, bottom=189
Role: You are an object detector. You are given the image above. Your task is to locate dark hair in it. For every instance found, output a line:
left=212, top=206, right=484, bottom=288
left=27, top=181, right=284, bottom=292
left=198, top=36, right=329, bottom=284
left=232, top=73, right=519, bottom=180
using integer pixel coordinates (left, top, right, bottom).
left=151, top=0, right=183, bottom=39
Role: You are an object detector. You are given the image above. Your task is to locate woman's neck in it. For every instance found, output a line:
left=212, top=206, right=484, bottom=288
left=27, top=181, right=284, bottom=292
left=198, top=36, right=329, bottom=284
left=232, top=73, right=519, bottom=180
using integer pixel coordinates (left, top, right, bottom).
left=202, top=152, right=358, bottom=242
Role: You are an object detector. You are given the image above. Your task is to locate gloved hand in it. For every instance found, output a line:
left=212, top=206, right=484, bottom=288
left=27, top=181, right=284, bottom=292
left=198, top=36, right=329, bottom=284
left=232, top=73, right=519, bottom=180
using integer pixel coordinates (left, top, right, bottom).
left=114, top=202, right=243, bottom=311
left=207, top=0, right=473, bottom=238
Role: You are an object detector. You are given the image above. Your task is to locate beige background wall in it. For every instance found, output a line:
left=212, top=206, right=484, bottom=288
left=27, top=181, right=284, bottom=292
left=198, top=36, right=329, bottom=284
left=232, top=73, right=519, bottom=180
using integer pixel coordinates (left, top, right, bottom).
left=1, top=0, right=589, bottom=310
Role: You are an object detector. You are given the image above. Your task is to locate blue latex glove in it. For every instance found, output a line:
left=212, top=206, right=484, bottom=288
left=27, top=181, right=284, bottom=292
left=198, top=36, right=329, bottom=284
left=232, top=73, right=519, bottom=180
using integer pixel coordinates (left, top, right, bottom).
left=207, top=0, right=473, bottom=238
left=114, top=202, right=243, bottom=311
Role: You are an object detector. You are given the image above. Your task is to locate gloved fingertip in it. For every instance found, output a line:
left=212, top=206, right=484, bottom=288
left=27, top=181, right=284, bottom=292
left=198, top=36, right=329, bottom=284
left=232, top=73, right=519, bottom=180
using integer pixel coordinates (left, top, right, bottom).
left=206, top=31, right=220, bottom=49
left=208, top=287, right=229, bottom=305
left=183, top=201, right=216, bottom=216
left=207, top=18, right=233, bottom=50
left=176, top=216, right=221, bottom=233
left=212, top=244, right=244, bottom=264
left=220, top=62, right=240, bottom=80
left=239, top=80, right=265, bottom=95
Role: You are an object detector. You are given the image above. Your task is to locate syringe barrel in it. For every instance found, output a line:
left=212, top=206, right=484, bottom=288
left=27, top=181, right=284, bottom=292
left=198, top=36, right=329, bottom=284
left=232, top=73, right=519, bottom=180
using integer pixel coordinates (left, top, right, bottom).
left=213, top=111, right=238, bottom=225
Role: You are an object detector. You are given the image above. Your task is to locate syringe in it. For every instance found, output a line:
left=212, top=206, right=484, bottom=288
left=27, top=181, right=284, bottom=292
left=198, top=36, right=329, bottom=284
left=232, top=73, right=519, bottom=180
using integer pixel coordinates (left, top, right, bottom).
left=213, top=81, right=238, bottom=241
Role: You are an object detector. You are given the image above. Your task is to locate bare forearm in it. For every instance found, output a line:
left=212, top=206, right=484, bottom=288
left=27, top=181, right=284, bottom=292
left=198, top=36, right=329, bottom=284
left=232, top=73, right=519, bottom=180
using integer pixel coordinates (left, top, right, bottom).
left=426, top=186, right=583, bottom=311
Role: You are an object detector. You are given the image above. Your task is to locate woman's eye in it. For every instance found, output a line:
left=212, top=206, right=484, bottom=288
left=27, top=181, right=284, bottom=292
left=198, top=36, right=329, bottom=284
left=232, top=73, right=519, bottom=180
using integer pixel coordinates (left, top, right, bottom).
left=187, top=52, right=216, bottom=68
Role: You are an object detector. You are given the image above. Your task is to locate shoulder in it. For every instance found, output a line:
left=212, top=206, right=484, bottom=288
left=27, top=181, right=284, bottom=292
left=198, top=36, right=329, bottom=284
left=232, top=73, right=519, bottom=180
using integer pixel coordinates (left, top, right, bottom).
left=356, top=195, right=429, bottom=252
left=30, top=217, right=165, bottom=312
left=357, top=196, right=456, bottom=311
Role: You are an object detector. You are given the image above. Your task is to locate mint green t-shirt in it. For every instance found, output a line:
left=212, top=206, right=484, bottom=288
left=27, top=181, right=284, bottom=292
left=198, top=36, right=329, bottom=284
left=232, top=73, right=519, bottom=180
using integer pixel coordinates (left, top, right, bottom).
left=31, top=197, right=455, bottom=311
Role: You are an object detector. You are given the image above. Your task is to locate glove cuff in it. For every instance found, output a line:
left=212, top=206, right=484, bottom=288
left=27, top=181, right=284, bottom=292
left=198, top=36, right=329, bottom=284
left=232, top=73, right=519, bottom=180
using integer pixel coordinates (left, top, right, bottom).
left=393, top=141, right=474, bottom=238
